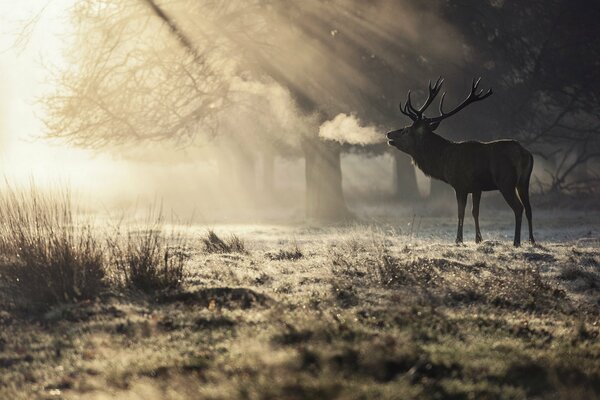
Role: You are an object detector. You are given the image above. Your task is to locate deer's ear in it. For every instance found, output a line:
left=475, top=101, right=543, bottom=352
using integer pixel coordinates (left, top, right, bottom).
left=428, top=121, right=441, bottom=131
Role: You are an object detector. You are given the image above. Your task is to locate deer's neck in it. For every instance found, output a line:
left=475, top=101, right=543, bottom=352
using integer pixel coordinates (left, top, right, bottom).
left=411, top=132, right=453, bottom=182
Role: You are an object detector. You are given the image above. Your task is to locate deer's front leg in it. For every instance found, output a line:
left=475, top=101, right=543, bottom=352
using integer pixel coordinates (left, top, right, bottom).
left=455, top=190, right=468, bottom=244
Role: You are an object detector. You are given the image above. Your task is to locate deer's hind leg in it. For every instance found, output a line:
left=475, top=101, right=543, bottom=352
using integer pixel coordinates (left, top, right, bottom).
left=472, top=191, right=482, bottom=243
left=498, top=185, right=524, bottom=247
left=516, top=179, right=535, bottom=245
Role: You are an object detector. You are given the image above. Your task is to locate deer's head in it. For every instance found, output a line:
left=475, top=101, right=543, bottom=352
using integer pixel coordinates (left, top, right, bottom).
left=387, top=78, right=493, bottom=155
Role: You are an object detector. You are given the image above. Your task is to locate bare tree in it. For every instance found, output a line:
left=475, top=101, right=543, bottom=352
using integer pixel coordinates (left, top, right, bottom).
left=44, top=0, right=295, bottom=202
left=44, top=0, right=232, bottom=147
left=45, top=0, right=351, bottom=219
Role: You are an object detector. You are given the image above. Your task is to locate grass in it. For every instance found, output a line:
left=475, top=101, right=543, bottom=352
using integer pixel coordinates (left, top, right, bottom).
left=266, top=242, right=303, bottom=261
left=108, top=224, right=189, bottom=292
left=1, top=214, right=600, bottom=399
left=201, top=229, right=246, bottom=253
left=0, top=186, right=190, bottom=307
left=0, top=185, right=105, bottom=309
left=332, top=246, right=566, bottom=312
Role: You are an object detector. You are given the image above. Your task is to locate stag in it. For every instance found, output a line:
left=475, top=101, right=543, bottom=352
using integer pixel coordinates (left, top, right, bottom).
left=387, top=78, right=535, bottom=246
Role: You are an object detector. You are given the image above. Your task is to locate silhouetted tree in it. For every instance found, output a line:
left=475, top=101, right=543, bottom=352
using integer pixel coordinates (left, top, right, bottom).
left=442, top=0, right=600, bottom=192
left=46, top=0, right=465, bottom=218
left=44, top=0, right=297, bottom=204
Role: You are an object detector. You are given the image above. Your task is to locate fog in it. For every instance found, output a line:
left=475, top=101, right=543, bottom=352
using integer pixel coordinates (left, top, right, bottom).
left=0, top=0, right=598, bottom=221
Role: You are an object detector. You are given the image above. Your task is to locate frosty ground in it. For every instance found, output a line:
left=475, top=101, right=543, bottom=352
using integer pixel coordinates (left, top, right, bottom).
left=1, top=208, right=599, bottom=399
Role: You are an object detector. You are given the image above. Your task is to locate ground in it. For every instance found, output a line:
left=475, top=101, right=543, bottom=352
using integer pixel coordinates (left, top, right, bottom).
left=1, top=208, right=599, bottom=399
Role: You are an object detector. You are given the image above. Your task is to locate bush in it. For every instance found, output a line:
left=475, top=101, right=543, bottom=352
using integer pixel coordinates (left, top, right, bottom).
left=0, top=186, right=106, bottom=309
left=108, top=215, right=188, bottom=292
left=201, top=230, right=246, bottom=253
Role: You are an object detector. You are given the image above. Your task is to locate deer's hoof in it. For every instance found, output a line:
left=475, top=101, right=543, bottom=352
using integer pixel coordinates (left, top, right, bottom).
left=475, top=236, right=482, bottom=244
left=513, top=241, right=521, bottom=247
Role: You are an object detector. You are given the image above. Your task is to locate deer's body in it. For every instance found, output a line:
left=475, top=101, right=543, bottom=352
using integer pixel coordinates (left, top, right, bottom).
left=413, top=136, right=533, bottom=192
left=387, top=78, right=535, bottom=246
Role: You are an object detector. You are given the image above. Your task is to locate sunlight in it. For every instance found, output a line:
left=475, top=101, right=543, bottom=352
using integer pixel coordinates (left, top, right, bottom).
left=0, top=0, right=123, bottom=194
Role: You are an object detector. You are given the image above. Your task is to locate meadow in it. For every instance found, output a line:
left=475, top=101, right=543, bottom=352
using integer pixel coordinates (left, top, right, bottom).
left=0, top=190, right=599, bottom=399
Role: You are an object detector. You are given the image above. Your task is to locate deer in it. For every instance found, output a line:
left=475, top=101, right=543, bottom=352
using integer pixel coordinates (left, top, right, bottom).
left=387, top=78, right=535, bottom=246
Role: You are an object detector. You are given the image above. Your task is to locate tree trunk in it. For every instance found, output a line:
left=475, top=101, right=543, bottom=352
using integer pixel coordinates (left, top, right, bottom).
left=392, top=151, right=419, bottom=200
left=302, top=138, right=350, bottom=220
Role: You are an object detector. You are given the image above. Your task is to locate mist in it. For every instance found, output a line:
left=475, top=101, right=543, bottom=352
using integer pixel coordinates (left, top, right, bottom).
left=1, top=0, right=457, bottom=219
left=0, top=0, right=598, bottom=220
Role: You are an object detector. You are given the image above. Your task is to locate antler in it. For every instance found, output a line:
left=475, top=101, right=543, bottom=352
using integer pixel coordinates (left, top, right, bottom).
left=399, top=77, right=444, bottom=121
left=428, top=77, right=493, bottom=124
left=416, top=77, right=444, bottom=117
left=399, top=90, right=419, bottom=121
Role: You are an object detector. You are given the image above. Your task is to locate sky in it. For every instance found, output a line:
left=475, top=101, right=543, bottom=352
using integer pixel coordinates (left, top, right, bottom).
left=0, top=0, right=133, bottom=194
left=0, top=0, right=211, bottom=211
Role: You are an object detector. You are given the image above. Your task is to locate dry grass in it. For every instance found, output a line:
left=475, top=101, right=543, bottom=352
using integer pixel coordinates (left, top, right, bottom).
left=107, top=214, right=189, bottom=292
left=0, top=185, right=105, bottom=309
left=201, top=230, right=246, bottom=254
left=1, top=217, right=600, bottom=399
left=334, top=250, right=566, bottom=312
left=0, top=187, right=191, bottom=306
left=266, top=242, right=303, bottom=261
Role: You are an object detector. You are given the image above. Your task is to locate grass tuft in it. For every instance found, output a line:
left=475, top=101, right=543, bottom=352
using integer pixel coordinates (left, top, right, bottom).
left=266, top=243, right=303, bottom=261
left=201, top=230, right=246, bottom=254
left=108, top=215, right=188, bottom=292
left=0, top=185, right=105, bottom=309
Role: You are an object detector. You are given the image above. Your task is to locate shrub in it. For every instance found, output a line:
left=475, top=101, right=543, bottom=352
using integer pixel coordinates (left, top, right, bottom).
left=108, top=215, right=188, bottom=292
left=201, top=230, right=246, bottom=254
left=0, top=185, right=106, bottom=309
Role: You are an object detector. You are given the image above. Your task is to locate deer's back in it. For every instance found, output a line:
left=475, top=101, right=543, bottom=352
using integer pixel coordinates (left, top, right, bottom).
left=443, top=139, right=532, bottom=192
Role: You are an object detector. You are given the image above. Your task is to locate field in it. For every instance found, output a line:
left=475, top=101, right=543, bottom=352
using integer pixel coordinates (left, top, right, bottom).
left=1, top=205, right=599, bottom=399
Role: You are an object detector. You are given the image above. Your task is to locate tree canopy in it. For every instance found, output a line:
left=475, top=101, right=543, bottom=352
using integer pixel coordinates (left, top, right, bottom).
left=43, top=0, right=600, bottom=192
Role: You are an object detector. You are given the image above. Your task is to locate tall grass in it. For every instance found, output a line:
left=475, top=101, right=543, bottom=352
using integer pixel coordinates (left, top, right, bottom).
left=0, top=185, right=191, bottom=307
left=0, top=185, right=105, bottom=308
left=107, top=212, right=188, bottom=292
